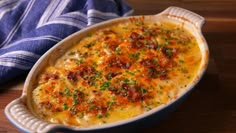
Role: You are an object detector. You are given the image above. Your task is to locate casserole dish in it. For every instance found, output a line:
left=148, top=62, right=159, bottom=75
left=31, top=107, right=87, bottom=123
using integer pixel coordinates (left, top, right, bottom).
left=5, top=6, right=209, bottom=133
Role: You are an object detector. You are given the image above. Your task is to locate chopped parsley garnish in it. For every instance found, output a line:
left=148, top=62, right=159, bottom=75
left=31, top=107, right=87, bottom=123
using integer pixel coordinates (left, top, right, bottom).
left=179, top=59, right=185, bottom=63
left=100, top=81, right=111, bottom=90
left=183, top=41, right=188, bottom=45
left=115, top=47, right=122, bottom=55
left=84, top=42, right=95, bottom=48
left=159, top=85, right=163, bottom=89
left=77, top=112, right=84, bottom=119
left=107, top=101, right=115, bottom=110
left=88, top=104, right=96, bottom=111
left=63, top=103, right=68, bottom=110
left=129, top=52, right=140, bottom=61
left=97, top=114, right=103, bottom=118
left=123, top=78, right=130, bottom=84
left=165, top=48, right=172, bottom=56
left=64, top=87, right=71, bottom=96
left=68, top=51, right=75, bottom=56
left=125, top=70, right=135, bottom=76
left=141, top=88, right=148, bottom=94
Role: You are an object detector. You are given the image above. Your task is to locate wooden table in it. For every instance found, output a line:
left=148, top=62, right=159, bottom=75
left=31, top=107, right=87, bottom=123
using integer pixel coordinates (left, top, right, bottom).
left=1, top=0, right=236, bottom=132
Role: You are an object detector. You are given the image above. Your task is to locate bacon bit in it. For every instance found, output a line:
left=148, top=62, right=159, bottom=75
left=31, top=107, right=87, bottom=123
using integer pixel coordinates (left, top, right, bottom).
left=108, top=87, right=119, bottom=94
left=130, top=41, right=144, bottom=49
left=99, top=51, right=107, bottom=57
left=120, top=83, right=142, bottom=102
left=72, top=90, right=85, bottom=106
left=146, top=42, right=158, bottom=50
left=104, top=36, right=111, bottom=41
left=78, top=65, right=96, bottom=79
left=130, top=32, right=144, bottom=40
left=44, top=73, right=59, bottom=81
left=67, top=71, right=77, bottom=81
left=97, top=105, right=108, bottom=115
left=39, top=101, right=52, bottom=109
left=129, top=32, right=145, bottom=49
left=128, top=87, right=141, bottom=102
left=161, top=47, right=178, bottom=58
left=147, top=67, right=159, bottom=78
left=105, top=71, right=121, bottom=80
left=92, top=90, right=102, bottom=96
left=103, top=29, right=116, bottom=35
left=54, top=107, right=63, bottom=112
left=140, top=59, right=158, bottom=68
left=107, top=41, right=119, bottom=51
left=159, top=69, right=168, bottom=80
left=107, top=56, right=131, bottom=69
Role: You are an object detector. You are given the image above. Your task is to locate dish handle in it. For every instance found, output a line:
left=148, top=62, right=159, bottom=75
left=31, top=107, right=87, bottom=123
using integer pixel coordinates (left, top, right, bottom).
left=4, top=98, right=57, bottom=133
left=159, top=6, right=205, bottom=29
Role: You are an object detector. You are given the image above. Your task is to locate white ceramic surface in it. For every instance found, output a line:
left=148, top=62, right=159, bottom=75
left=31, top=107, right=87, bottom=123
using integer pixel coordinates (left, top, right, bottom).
left=5, top=6, right=209, bottom=133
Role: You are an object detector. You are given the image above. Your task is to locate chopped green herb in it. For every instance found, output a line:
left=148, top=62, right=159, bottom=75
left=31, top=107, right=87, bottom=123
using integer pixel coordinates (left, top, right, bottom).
left=177, top=40, right=181, bottom=44
left=165, top=49, right=172, bottom=56
left=63, top=103, right=68, bottom=110
left=84, top=42, right=95, bottom=48
left=70, top=106, right=77, bottom=115
left=183, top=41, right=188, bottom=45
left=64, top=88, right=71, bottom=96
left=135, top=21, right=143, bottom=26
left=165, top=40, right=170, bottom=45
left=157, top=91, right=163, bottom=94
left=107, top=101, right=115, bottom=110
left=123, top=78, right=130, bottom=84
left=68, top=51, right=75, bottom=56
left=144, top=106, right=152, bottom=111
left=72, top=93, right=78, bottom=105
left=166, top=29, right=171, bottom=34
left=59, top=91, right=63, bottom=95
left=179, top=59, right=185, bottom=63
left=75, top=59, right=84, bottom=65
left=97, top=114, right=103, bottom=119
left=112, top=96, right=116, bottom=101
left=88, top=104, right=96, bottom=111
left=144, top=29, right=150, bottom=36
left=129, top=52, right=140, bottom=61
left=125, top=70, right=135, bottom=76
left=115, top=47, right=121, bottom=55
left=122, top=26, right=128, bottom=30
left=100, top=81, right=111, bottom=90
left=95, top=70, right=102, bottom=78
left=179, top=67, right=186, bottom=72
left=77, top=112, right=84, bottom=119
left=159, top=85, right=163, bottom=89
left=141, top=88, right=148, bottom=94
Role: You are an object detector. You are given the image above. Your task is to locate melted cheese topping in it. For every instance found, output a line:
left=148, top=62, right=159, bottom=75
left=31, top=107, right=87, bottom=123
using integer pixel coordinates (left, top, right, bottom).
left=32, top=19, right=201, bottom=127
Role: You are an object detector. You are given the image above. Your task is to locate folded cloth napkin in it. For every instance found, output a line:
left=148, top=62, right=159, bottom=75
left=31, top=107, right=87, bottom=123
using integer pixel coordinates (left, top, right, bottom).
left=0, top=0, right=133, bottom=86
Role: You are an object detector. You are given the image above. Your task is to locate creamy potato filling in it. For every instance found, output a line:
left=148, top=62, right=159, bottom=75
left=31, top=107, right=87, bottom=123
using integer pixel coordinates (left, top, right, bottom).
left=32, top=19, right=201, bottom=127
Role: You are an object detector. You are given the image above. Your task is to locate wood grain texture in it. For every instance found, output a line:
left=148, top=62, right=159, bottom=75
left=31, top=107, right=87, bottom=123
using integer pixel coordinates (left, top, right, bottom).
left=1, top=0, right=236, bottom=132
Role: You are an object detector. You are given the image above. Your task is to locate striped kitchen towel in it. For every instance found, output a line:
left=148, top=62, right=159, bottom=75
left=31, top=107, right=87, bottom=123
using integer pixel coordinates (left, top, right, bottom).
left=0, top=0, right=133, bottom=86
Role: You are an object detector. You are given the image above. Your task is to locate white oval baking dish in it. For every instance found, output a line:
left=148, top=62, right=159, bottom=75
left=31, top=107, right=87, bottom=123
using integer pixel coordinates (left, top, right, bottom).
left=5, top=6, right=209, bottom=133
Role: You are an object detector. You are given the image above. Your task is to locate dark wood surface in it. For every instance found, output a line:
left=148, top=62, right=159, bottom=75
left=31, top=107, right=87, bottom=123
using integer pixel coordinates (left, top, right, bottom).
left=1, top=0, right=236, bottom=132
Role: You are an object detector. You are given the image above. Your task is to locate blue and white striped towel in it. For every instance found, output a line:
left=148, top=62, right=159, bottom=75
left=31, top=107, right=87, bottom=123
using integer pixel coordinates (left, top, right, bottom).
left=0, top=0, right=133, bottom=86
